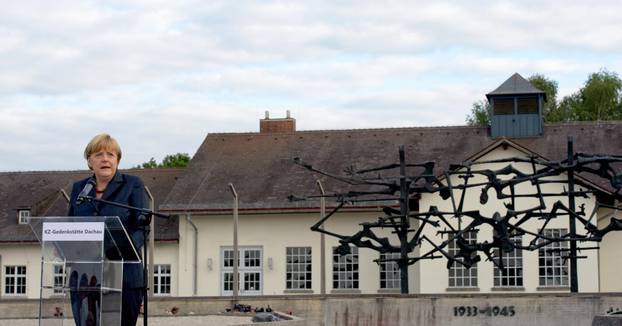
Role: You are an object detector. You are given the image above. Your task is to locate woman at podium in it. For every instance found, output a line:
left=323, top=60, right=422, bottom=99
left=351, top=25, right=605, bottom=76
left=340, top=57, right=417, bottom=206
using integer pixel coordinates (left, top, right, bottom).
left=68, top=133, right=146, bottom=326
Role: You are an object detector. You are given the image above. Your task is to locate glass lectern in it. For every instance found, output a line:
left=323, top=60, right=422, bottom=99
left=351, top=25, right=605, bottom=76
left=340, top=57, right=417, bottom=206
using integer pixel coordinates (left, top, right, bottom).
left=28, top=216, right=141, bottom=326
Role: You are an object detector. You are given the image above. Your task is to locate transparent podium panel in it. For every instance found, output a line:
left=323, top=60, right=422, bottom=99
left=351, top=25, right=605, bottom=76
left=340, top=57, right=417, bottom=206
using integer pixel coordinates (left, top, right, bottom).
left=29, top=217, right=141, bottom=326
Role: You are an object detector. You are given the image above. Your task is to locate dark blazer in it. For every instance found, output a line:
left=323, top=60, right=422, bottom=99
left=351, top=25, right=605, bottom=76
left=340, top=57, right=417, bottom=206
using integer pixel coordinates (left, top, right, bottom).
left=68, top=171, right=146, bottom=289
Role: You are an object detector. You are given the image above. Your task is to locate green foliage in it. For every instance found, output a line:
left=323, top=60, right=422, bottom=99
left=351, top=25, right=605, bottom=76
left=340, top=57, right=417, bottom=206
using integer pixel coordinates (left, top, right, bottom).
left=161, top=153, right=191, bottom=168
left=135, top=153, right=190, bottom=169
left=466, top=100, right=491, bottom=127
left=554, top=93, right=580, bottom=122
left=573, top=69, right=622, bottom=121
left=137, top=158, right=158, bottom=169
left=527, top=74, right=559, bottom=122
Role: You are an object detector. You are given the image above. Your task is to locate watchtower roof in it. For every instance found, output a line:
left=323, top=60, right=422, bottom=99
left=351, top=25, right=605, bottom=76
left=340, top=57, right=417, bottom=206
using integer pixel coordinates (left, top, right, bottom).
left=486, top=73, right=546, bottom=100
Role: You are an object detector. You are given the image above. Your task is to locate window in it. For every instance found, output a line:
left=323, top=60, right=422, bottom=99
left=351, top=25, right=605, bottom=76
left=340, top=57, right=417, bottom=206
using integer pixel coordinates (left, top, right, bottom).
left=448, top=231, right=478, bottom=288
left=332, top=246, right=358, bottom=289
left=223, top=271, right=235, bottom=292
left=493, top=236, right=523, bottom=287
left=5, top=265, right=27, bottom=295
left=18, top=209, right=30, bottom=225
left=153, top=264, right=171, bottom=295
left=243, top=272, right=261, bottom=292
left=286, top=247, right=312, bottom=290
left=539, top=229, right=569, bottom=287
left=221, top=247, right=262, bottom=295
left=493, top=98, right=514, bottom=115
left=379, top=252, right=401, bottom=290
left=517, top=97, right=539, bottom=114
left=53, top=264, right=66, bottom=294
left=223, top=249, right=236, bottom=267
left=244, top=249, right=261, bottom=268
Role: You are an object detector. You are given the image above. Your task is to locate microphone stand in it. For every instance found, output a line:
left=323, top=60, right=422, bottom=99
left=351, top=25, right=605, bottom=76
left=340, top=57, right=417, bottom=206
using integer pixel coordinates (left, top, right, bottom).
left=79, top=195, right=172, bottom=326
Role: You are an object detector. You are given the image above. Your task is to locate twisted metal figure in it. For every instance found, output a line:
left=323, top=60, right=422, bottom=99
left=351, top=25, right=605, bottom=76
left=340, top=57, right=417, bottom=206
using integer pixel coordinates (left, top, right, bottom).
left=290, top=138, right=622, bottom=293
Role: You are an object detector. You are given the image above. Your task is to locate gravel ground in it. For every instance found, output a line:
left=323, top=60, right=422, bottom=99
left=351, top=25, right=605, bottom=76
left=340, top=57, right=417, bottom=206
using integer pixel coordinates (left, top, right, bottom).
left=0, top=315, right=254, bottom=326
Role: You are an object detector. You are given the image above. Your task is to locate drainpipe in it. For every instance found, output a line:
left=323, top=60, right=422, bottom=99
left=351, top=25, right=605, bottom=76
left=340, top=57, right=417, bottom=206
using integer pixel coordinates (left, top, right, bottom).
left=316, top=180, right=326, bottom=295
left=228, top=183, right=239, bottom=300
left=186, top=214, right=198, bottom=296
left=145, top=186, right=155, bottom=297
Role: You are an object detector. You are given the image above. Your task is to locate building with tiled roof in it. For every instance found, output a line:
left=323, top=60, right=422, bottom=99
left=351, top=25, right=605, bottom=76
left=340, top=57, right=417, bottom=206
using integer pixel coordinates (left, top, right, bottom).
left=2, top=74, right=622, bottom=301
left=156, top=118, right=622, bottom=297
left=0, top=169, right=182, bottom=243
left=0, top=168, right=182, bottom=298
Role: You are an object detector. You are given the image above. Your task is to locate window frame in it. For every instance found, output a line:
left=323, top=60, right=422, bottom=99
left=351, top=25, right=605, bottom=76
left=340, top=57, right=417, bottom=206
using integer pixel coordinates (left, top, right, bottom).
left=516, top=96, right=539, bottom=115
left=286, top=247, right=312, bottom=290
left=220, top=246, right=263, bottom=296
left=153, top=264, right=172, bottom=295
left=52, top=264, right=66, bottom=294
left=4, top=265, right=27, bottom=296
left=538, top=229, right=569, bottom=287
left=332, top=246, right=359, bottom=290
left=379, top=252, right=401, bottom=290
left=492, top=97, right=516, bottom=115
left=492, top=95, right=540, bottom=116
left=493, top=236, right=523, bottom=288
left=18, top=209, right=30, bottom=225
left=448, top=231, right=478, bottom=288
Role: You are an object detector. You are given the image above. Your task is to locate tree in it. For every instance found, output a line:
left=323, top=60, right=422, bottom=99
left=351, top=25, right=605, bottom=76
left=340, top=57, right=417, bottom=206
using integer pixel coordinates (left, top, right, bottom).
left=466, top=100, right=490, bottom=127
left=137, top=158, right=158, bottom=169
left=527, top=74, right=559, bottom=122
left=161, top=153, right=191, bottom=168
left=573, top=69, right=622, bottom=121
left=135, top=153, right=191, bottom=168
left=554, top=93, right=580, bottom=122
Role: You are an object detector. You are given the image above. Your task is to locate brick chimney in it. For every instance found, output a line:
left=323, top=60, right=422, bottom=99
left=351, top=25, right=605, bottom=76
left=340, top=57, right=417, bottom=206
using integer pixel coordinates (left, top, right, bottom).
left=260, top=110, right=296, bottom=133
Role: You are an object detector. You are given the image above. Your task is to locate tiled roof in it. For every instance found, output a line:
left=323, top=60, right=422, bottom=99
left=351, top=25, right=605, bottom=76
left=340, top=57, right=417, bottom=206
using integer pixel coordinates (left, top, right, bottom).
left=161, top=122, right=622, bottom=212
left=0, top=168, right=183, bottom=243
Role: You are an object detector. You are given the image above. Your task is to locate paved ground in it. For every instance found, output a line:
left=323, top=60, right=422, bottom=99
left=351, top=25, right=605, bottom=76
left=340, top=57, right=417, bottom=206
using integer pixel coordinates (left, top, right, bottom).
left=0, top=315, right=255, bottom=326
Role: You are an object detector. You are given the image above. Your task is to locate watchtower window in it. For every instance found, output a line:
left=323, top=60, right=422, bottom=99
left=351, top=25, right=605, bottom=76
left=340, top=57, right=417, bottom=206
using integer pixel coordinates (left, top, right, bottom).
left=493, top=98, right=514, bottom=115
left=517, top=97, right=538, bottom=114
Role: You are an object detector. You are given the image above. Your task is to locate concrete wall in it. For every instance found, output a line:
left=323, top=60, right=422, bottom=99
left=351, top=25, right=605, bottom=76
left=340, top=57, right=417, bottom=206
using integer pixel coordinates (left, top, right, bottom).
left=2, top=293, right=622, bottom=326
left=322, top=294, right=622, bottom=326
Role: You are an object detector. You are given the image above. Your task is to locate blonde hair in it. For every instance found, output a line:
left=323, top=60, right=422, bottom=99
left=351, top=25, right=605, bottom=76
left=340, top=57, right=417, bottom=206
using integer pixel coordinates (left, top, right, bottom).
left=84, top=134, right=122, bottom=167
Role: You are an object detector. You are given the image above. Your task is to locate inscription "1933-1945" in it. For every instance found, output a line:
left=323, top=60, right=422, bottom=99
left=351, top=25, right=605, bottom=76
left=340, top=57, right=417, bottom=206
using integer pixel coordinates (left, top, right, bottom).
left=453, top=306, right=516, bottom=317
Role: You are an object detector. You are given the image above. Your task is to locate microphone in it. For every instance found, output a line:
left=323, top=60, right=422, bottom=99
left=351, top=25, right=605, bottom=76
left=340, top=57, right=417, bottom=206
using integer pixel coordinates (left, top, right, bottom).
left=76, top=179, right=95, bottom=205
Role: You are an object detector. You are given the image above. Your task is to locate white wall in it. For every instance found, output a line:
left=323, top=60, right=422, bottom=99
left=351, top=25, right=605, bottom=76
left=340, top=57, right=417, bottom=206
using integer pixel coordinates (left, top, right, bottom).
left=153, top=242, right=179, bottom=296
left=0, top=245, right=40, bottom=298
left=598, top=207, right=622, bottom=292
left=178, top=210, right=418, bottom=296
left=418, top=145, right=599, bottom=293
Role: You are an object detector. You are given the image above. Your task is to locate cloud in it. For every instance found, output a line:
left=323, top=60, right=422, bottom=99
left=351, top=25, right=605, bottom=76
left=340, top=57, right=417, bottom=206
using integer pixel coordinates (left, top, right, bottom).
left=1, top=0, right=622, bottom=171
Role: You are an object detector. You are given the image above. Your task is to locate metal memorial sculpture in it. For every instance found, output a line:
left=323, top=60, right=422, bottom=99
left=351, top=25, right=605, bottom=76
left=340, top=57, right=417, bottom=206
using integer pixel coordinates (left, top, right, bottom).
left=289, top=138, right=622, bottom=293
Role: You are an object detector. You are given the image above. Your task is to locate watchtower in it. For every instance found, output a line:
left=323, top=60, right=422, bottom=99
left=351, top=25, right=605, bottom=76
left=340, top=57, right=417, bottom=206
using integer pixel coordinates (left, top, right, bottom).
left=487, top=73, right=546, bottom=138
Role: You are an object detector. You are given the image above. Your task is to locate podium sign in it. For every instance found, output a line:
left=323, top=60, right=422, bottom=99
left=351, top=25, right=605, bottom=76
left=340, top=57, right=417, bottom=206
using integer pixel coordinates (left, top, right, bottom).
left=29, top=216, right=141, bottom=326
left=42, top=223, right=105, bottom=242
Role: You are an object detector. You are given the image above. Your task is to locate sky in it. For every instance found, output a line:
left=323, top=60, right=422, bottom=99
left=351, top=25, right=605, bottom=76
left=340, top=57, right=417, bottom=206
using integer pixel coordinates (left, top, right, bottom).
left=2, top=0, right=622, bottom=171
